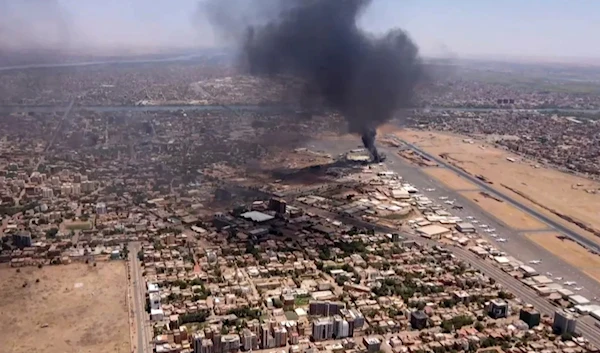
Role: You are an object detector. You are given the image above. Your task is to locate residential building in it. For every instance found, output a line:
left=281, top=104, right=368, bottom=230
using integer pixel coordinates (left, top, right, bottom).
left=312, top=317, right=334, bottom=341
left=553, top=309, right=577, bottom=334
left=488, top=299, right=509, bottom=319
left=410, top=311, right=428, bottom=330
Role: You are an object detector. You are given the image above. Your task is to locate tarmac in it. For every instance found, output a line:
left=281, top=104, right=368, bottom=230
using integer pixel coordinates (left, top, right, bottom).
left=308, top=137, right=600, bottom=343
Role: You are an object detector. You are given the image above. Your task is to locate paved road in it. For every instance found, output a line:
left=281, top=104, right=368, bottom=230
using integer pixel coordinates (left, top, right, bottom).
left=129, top=242, right=150, bottom=353
left=400, top=140, right=600, bottom=254
left=303, top=139, right=600, bottom=345
left=375, top=146, right=600, bottom=301
left=295, top=201, right=600, bottom=347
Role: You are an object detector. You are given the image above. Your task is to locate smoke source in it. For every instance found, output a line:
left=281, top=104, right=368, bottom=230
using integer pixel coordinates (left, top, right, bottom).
left=202, top=0, right=424, bottom=162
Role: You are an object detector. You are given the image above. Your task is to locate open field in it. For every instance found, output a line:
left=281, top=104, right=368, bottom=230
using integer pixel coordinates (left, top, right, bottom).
left=396, top=129, right=600, bottom=245
left=526, top=232, right=600, bottom=283
left=0, top=262, right=130, bottom=353
left=423, top=167, right=479, bottom=191
left=460, top=191, right=548, bottom=230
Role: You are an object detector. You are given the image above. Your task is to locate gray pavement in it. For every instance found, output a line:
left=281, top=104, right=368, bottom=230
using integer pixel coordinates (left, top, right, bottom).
left=379, top=146, right=600, bottom=302
left=129, top=242, right=150, bottom=353
left=306, top=138, right=600, bottom=344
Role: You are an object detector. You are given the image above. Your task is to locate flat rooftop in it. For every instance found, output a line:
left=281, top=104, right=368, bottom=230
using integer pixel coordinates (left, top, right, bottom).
left=240, top=211, right=274, bottom=223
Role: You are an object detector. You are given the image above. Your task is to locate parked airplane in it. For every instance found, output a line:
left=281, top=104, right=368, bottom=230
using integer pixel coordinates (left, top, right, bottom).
left=574, top=287, right=583, bottom=291
left=466, top=216, right=474, bottom=220
left=480, top=224, right=489, bottom=228
left=488, top=228, right=496, bottom=232
left=555, top=277, right=563, bottom=281
left=472, top=220, right=479, bottom=224
left=496, top=238, right=507, bottom=242
left=564, top=281, right=576, bottom=286
left=529, top=260, right=542, bottom=264
left=444, top=200, right=455, bottom=205
left=439, top=196, right=448, bottom=200
left=425, top=188, right=436, bottom=192
left=490, top=233, right=498, bottom=238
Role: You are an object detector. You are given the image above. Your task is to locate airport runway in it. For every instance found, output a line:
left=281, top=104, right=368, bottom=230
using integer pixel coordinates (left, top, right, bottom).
left=399, top=140, right=600, bottom=254
left=308, top=138, right=600, bottom=342
left=378, top=146, right=600, bottom=302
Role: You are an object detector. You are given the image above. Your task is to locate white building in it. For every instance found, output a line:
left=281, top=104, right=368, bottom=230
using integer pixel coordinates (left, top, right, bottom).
left=71, top=183, right=81, bottom=196
left=95, top=202, right=107, bottom=215
left=41, top=187, right=54, bottom=199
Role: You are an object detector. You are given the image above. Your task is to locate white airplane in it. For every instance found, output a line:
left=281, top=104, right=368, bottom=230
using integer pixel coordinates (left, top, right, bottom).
left=472, top=220, right=479, bottom=224
left=439, top=196, right=448, bottom=200
left=488, top=228, right=496, bottom=232
left=496, top=238, right=507, bottom=242
left=425, top=188, right=436, bottom=192
left=444, top=200, right=455, bottom=205
left=574, top=287, right=583, bottom=291
left=466, top=216, right=474, bottom=220
left=480, top=224, right=489, bottom=228
left=546, top=272, right=553, bottom=277
left=490, top=233, right=498, bottom=238
left=555, top=277, right=563, bottom=281
left=564, top=281, right=576, bottom=286
left=529, top=260, right=542, bottom=264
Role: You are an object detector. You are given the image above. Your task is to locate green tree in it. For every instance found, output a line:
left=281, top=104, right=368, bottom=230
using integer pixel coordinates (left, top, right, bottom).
left=474, top=321, right=484, bottom=332
left=273, top=298, right=284, bottom=309
left=45, top=228, right=59, bottom=238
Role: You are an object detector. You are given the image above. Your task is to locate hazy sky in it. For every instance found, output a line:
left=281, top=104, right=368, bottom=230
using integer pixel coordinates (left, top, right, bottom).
left=1, top=0, right=598, bottom=59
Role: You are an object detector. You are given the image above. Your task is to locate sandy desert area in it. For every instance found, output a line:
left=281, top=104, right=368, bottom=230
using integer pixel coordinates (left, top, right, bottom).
left=396, top=129, right=600, bottom=245
left=526, top=232, right=600, bottom=283
left=0, top=262, right=130, bottom=353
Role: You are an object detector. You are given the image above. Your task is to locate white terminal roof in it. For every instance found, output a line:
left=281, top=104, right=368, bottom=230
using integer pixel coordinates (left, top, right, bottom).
left=241, top=211, right=274, bottom=223
left=417, top=224, right=451, bottom=237
left=569, top=295, right=590, bottom=305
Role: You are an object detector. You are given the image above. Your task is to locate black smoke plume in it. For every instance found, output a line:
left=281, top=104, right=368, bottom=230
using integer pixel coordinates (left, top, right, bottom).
left=202, top=0, right=423, bottom=162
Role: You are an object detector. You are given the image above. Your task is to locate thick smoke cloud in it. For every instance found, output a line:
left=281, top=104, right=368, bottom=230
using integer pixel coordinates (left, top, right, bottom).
left=202, top=0, right=424, bottom=162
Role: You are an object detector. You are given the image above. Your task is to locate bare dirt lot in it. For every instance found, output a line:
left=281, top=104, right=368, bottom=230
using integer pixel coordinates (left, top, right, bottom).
left=423, top=167, right=479, bottom=191
left=396, top=129, right=600, bottom=245
left=460, top=191, right=548, bottom=230
left=0, top=262, right=130, bottom=353
left=526, top=232, right=600, bottom=282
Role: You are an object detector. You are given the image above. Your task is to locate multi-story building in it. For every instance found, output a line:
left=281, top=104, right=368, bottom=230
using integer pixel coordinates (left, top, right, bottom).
left=520, top=307, right=541, bottom=329
left=333, top=315, right=350, bottom=338
left=312, top=317, right=334, bottom=341
left=260, top=323, right=272, bottom=349
left=273, top=327, right=287, bottom=347
left=241, top=329, right=257, bottom=351
left=41, top=187, right=54, bottom=199
left=289, top=332, right=299, bottom=345
left=61, top=183, right=72, bottom=196
left=488, top=299, right=509, bottom=319
left=71, top=183, right=81, bottom=195
left=553, top=309, right=577, bottom=334
left=193, top=333, right=204, bottom=353
left=363, top=337, right=381, bottom=353
left=95, top=202, right=107, bottom=215
left=410, top=311, right=428, bottom=330
left=12, top=232, right=32, bottom=248
left=309, top=301, right=345, bottom=316
left=221, top=334, right=240, bottom=353
left=81, top=180, right=96, bottom=193
left=201, top=339, right=214, bottom=353
left=212, top=330, right=222, bottom=353
left=268, top=198, right=287, bottom=214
